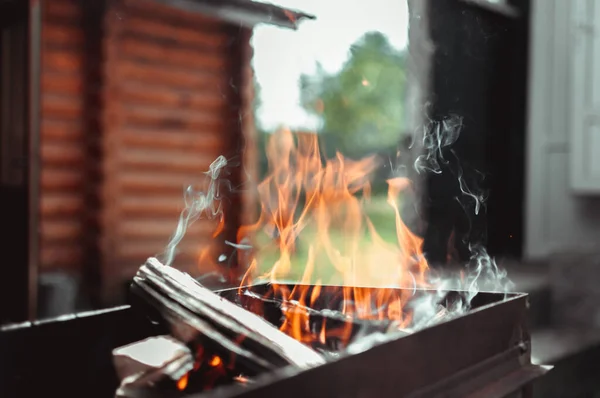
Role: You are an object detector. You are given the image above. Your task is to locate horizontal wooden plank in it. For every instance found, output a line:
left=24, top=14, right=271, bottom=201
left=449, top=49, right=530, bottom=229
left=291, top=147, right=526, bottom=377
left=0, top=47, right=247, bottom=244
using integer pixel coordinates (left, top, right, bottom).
left=112, top=60, right=229, bottom=91
left=116, top=147, right=224, bottom=174
left=114, top=238, right=211, bottom=253
left=41, top=168, right=84, bottom=191
left=41, top=119, right=83, bottom=141
left=116, top=170, right=218, bottom=193
left=118, top=194, right=228, bottom=217
left=114, top=240, right=216, bottom=262
left=42, top=93, right=84, bottom=120
left=40, top=245, right=84, bottom=269
left=44, top=0, right=81, bottom=20
left=41, top=141, right=86, bottom=167
left=118, top=36, right=229, bottom=72
left=121, top=0, right=224, bottom=28
left=119, top=14, right=230, bottom=50
left=118, top=82, right=227, bottom=111
left=40, top=192, right=85, bottom=217
left=114, top=258, right=215, bottom=284
left=43, top=23, right=83, bottom=47
left=117, top=217, right=214, bottom=240
left=118, top=128, right=223, bottom=151
left=120, top=103, right=227, bottom=131
left=43, top=49, right=83, bottom=74
left=40, top=0, right=86, bottom=276
left=40, top=219, right=83, bottom=242
left=42, top=71, right=84, bottom=96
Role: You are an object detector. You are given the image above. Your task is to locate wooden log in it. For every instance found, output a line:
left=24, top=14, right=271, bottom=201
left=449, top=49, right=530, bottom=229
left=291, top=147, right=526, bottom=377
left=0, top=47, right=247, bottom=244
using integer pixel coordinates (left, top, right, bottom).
left=114, top=60, right=228, bottom=91
left=42, top=49, right=83, bottom=74
left=40, top=142, right=85, bottom=167
left=45, top=0, right=81, bottom=20
left=41, top=72, right=84, bottom=97
left=43, top=23, right=84, bottom=47
left=118, top=128, right=223, bottom=152
left=41, top=167, right=84, bottom=191
left=113, top=335, right=243, bottom=397
left=118, top=196, right=206, bottom=217
left=117, top=170, right=218, bottom=194
left=118, top=83, right=226, bottom=112
left=118, top=36, right=229, bottom=72
left=131, top=258, right=326, bottom=375
left=40, top=218, right=82, bottom=242
left=120, top=104, right=227, bottom=132
left=238, top=289, right=402, bottom=353
left=113, top=335, right=193, bottom=382
left=41, top=118, right=83, bottom=140
left=121, top=0, right=224, bottom=29
left=115, top=240, right=215, bottom=263
left=117, top=217, right=214, bottom=239
left=40, top=244, right=84, bottom=269
left=120, top=14, right=229, bottom=49
left=117, top=148, right=222, bottom=174
left=40, top=192, right=84, bottom=217
left=42, top=93, right=84, bottom=120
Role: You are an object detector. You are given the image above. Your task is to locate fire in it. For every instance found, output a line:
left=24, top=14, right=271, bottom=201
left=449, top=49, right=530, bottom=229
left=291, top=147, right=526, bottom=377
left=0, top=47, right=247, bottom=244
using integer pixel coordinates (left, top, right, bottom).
left=209, top=355, right=222, bottom=367
left=232, top=128, right=429, bottom=345
left=177, top=374, right=188, bottom=391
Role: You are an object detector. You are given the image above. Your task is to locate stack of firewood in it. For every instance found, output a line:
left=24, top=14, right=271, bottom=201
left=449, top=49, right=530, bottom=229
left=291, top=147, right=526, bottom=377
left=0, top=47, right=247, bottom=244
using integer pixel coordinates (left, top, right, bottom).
left=114, top=257, right=402, bottom=397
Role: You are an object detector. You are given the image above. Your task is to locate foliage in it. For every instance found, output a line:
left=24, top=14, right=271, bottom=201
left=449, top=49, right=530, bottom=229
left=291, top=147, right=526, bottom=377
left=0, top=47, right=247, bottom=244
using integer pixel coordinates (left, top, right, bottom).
left=299, top=31, right=407, bottom=159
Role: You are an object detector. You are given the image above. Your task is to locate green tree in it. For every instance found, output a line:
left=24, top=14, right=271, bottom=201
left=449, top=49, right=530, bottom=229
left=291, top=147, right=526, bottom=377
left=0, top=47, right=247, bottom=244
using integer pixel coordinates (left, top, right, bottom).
left=299, top=32, right=407, bottom=158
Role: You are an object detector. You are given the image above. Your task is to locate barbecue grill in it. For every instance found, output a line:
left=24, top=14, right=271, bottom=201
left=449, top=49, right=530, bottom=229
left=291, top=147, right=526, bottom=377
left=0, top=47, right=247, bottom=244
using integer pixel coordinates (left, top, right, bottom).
left=0, top=277, right=547, bottom=398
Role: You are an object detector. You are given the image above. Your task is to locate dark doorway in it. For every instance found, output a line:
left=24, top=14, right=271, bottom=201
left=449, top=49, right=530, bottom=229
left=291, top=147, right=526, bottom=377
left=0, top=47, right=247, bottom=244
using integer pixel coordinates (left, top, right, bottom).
left=422, top=0, right=530, bottom=264
left=0, top=0, right=40, bottom=324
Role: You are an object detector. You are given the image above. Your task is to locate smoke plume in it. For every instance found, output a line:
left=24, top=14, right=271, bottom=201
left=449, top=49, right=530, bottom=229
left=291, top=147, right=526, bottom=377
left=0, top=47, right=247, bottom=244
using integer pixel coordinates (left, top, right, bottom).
left=406, top=113, right=513, bottom=328
left=160, top=156, right=229, bottom=266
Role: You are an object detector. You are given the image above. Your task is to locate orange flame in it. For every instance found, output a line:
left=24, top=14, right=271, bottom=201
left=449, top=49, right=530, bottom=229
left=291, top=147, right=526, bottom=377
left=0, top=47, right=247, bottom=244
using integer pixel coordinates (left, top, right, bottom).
left=229, top=128, right=429, bottom=345
left=177, top=373, right=188, bottom=391
left=209, top=355, right=222, bottom=367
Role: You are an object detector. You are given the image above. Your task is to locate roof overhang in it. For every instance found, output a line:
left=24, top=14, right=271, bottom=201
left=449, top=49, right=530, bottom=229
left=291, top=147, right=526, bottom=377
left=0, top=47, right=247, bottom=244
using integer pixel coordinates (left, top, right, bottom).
left=152, top=0, right=315, bottom=30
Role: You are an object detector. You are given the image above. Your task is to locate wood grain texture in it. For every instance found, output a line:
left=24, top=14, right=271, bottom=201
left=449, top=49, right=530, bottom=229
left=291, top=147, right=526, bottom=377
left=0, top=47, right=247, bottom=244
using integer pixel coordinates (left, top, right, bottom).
left=39, top=0, right=86, bottom=272
left=37, top=0, right=254, bottom=299
left=100, top=0, right=249, bottom=301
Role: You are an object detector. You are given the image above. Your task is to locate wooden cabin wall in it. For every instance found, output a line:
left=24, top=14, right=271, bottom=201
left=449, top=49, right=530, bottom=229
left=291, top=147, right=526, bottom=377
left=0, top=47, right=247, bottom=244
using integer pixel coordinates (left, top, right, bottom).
left=39, top=0, right=89, bottom=273
left=100, top=0, right=251, bottom=301
left=37, top=0, right=256, bottom=304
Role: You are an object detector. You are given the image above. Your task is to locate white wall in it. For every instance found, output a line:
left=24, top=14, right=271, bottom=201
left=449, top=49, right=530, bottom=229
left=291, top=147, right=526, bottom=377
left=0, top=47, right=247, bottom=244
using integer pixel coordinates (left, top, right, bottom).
left=525, top=0, right=600, bottom=259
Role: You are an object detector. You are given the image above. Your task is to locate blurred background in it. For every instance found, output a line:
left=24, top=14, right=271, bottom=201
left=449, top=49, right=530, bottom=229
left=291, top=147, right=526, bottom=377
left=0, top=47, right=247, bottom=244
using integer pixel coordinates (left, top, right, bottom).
left=2, top=1, right=600, bottom=387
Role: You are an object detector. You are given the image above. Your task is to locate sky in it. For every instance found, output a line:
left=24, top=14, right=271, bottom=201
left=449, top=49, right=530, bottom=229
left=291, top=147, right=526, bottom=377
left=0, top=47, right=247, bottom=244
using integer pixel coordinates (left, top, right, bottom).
left=252, top=0, right=409, bottom=131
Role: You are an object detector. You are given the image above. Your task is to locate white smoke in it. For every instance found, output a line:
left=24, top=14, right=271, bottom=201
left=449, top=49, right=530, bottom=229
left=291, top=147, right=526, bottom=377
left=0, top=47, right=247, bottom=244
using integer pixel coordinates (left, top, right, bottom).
left=413, top=114, right=462, bottom=175
left=464, top=243, right=513, bottom=297
left=455, top=162, right=488, bottom=216
left=404, top=114, right=513, bottom=330
left=160, top=156, right=229, bottom=266
left=407, top=245, right=513, bottom=332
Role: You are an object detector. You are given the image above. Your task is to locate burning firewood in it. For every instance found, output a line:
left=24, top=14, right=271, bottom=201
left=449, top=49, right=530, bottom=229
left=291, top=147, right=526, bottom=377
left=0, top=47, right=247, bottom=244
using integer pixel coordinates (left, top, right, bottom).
left=113, top=336, right=194, bottom=382
left=130, top=257, right=326, bottom=379
left=113, top=335, right=252, bottom=398
left=123, top=258, right=410, bottom=396
left=114, top=336, right=195, bottom=397
left=235, top=288, right=403, bottom=353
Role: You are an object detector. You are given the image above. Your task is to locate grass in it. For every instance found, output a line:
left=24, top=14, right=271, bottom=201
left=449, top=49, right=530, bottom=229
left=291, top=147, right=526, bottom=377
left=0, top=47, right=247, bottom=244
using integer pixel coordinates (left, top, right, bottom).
left=253, top=194, right=401, bottom=283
